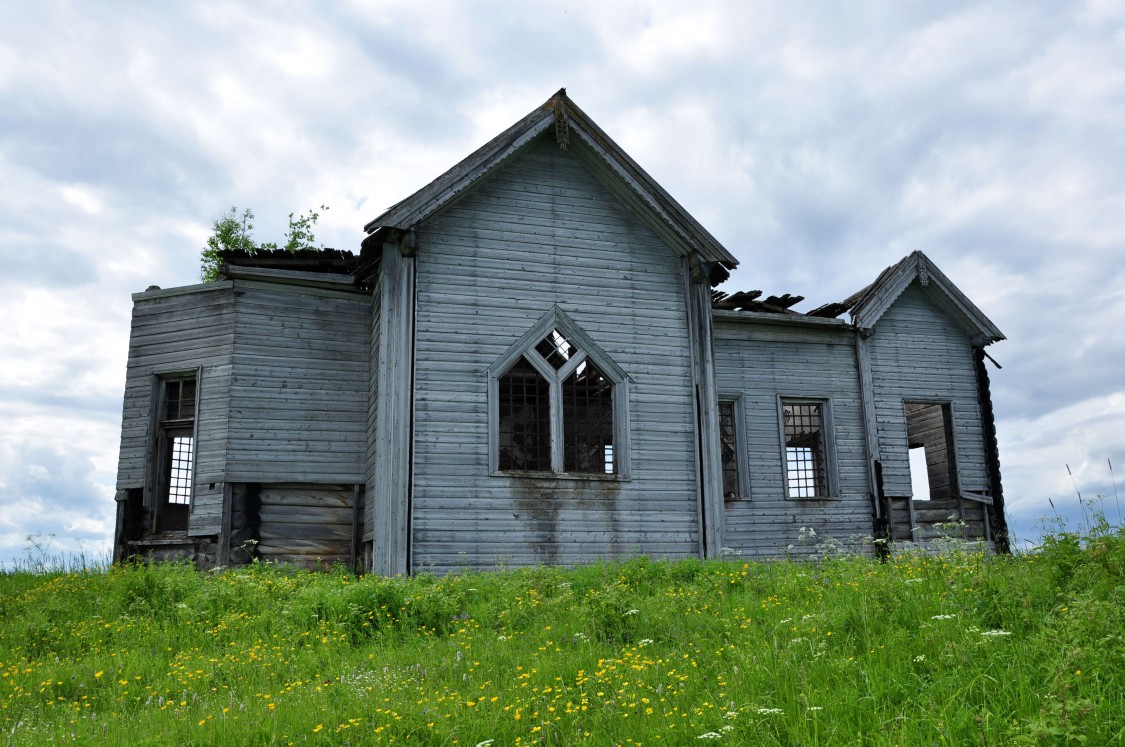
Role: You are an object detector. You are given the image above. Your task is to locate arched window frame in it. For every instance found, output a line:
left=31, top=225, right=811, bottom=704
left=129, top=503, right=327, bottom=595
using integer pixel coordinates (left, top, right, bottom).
left=487, top=307, right=630, bottom=479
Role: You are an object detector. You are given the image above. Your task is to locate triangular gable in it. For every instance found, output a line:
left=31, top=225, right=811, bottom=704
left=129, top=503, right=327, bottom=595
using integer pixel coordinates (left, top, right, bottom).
left=848, top=251, right=1005, bottom=345
left=362, top=89, right=738, bottom=276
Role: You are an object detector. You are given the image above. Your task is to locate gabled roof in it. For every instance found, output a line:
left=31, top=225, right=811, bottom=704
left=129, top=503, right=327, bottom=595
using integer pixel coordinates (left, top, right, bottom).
left=362, top=89, right=738, bottom=275
left=835, top=251, right=1005, bottom=344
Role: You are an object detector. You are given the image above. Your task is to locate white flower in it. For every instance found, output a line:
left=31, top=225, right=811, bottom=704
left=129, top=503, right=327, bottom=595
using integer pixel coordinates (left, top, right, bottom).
left=496, top=635, right=507, bottom=641
left=624, top=609, right=639, bottom=616
left=638, top=639, right=654, bottom=647
left=723, top=711, right=739, bottom=719
left=475, top=741, right=494, bottom=747
left=807, top=706, right=823, bottom=712
left=904, top=578, right=924, bottom=584
left=756, top=707, right=783, bottom=715
left=697, top=732, right=723, bottom=739
left=981, top=630, right=1012, bottom=637
left=914, top=655, right=925, bottom=662
left=720, top=725, right=734, bottom=732
left=931, top=614, right=956, bottom=620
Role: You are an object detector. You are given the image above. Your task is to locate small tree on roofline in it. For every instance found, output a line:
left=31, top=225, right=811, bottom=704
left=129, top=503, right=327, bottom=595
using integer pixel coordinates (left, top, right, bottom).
left=201, top=204, right=329, bottom=282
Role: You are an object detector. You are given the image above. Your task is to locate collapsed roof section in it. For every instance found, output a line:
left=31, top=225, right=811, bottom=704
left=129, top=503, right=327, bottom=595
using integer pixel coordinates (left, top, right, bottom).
left=361, top=88, right=739, bottom=286
left=715, top=251, right=1005, bottom=346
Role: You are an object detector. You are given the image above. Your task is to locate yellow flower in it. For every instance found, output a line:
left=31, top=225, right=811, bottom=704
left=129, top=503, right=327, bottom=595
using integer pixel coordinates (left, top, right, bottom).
left=313, top=724, right=324, bottom=733
left=94, top=671, right=103, bottom=679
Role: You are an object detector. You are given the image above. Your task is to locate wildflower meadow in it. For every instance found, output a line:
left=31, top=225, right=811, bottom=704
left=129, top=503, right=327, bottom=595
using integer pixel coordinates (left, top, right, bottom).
left=1, top=518, right=1122, bottom=745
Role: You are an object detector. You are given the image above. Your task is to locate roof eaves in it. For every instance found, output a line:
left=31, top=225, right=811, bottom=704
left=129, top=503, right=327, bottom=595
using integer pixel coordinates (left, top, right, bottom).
left=362, top=90, right=739, bottom=270
left=849, top=251, right=1005, bottom=342
left=363, top=100, right=558, bottom=234
left=560, top=97, right=738, bottom=268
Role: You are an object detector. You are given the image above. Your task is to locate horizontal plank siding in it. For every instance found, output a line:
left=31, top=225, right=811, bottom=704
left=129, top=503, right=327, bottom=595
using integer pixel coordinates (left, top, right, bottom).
left=256, top=484, right=357, bottom=569
left=410, top=136, right=701, bottom=573
left=115, top=285, right=234, bottom=537
left=868, top=282, right=990, bottom=499
left=713, top=319, right=874, bottom=555
left=227, top=283, right=369, bottom=483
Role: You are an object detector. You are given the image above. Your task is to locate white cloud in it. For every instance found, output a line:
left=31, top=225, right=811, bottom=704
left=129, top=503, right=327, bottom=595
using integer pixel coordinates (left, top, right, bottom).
left=0, top=0, right=1122, bottom=563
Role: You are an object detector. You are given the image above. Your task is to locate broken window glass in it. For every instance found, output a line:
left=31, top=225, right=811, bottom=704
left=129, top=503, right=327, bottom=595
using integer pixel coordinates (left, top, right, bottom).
left=494, top=316, right=623, bottom=476
left=535, top=329, right=577, bottom=370
left=719, top=400, right=740, bottom=498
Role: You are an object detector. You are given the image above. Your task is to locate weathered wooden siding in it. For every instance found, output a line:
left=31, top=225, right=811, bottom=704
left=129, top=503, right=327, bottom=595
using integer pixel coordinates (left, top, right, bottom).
left=363, top=278, right=381, bottom=545
left=409, top=135, right=701, bottom=573
left=115, top=283, right=234, bottom=536
left=868, top=282, right=990, bottom=499
left=256, top=483, right=357, bottom=568
left=226, top=281, right=368, bottom=483
left=713, top=317, right=873, bottom=557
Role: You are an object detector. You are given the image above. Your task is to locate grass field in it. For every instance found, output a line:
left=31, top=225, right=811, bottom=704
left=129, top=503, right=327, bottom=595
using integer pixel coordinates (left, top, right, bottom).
left=1, top=519, right=1122, bottom=746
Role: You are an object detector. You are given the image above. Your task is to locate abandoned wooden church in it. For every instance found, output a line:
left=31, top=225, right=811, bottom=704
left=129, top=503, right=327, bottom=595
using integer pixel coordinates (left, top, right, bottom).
left=113, top=90, right=1009, bottom=573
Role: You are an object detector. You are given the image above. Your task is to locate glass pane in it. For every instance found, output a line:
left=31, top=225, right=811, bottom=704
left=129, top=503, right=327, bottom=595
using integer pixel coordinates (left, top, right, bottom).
left=498, top=357, right=551, bottom=471
left=562, top=360, right=614, bottom=473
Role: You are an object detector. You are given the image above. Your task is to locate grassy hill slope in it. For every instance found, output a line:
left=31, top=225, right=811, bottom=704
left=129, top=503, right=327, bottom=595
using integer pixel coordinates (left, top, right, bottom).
left=2, top=523, right=1122, bottom=745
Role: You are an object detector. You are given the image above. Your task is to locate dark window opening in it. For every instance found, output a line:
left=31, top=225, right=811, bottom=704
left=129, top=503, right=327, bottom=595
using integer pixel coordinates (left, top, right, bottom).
left=904, top=402, right=957, bottom=501
left=163, top=378, right=196, bottom=421
left=783, top=401, right=828, bottom=498
left=562, top=359, right=614, bottom=474
left=492, top=315, right=625, bottom=477
left=719, top=400, right=740, bottom=498
left=498, top=357, right=551, bottom=471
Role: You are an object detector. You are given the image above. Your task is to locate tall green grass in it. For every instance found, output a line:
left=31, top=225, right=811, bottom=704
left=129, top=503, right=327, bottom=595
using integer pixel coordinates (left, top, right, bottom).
left=2, top=521, right=1122, bottom=745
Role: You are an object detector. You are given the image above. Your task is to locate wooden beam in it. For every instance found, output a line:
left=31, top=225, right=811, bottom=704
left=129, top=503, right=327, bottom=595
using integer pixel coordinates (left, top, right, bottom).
left=684, top=256, right=724, bottom=557
left=371, top=237, right=416, bottom=576
left=854, top=333, right=883, bottom=522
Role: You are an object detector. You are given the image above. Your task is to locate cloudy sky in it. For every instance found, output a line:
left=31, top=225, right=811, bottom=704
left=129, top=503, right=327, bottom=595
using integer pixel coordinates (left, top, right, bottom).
left=1, top=1, right=1122, bottom=566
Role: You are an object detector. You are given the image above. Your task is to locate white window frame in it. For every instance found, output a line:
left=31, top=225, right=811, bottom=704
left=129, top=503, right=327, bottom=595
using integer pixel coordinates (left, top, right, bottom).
left=776, top=395, right=839, bottom=499
left=487, top=307, right=630, bottom=479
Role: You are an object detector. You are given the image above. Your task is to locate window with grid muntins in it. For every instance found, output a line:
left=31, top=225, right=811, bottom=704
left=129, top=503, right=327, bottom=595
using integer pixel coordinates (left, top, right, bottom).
left=166, top=434, right=194, bottom=505
left=718, top=400, right=740, bottom=497
left=535, top=329, right=578, bottom=370
left=163, top=379, right=196, bottom=421
left=498, top=357, right=551, bottom=471
left=491, top=312, right=626, bottom=477
left=157, top=376, right=197, bottom=513
left=562, top=360, right=614, bottom=473
left=783, top=401, right=828, bottom=498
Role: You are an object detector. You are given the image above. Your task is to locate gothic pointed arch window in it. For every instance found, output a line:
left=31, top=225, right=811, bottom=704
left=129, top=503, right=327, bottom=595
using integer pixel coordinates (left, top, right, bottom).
left=489, top=308, right=630, bottom=477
